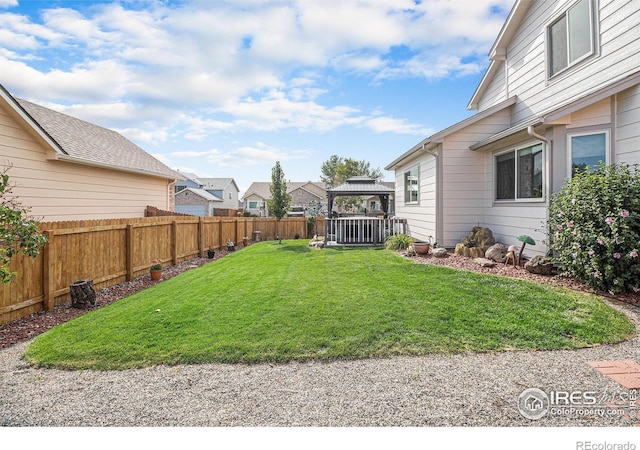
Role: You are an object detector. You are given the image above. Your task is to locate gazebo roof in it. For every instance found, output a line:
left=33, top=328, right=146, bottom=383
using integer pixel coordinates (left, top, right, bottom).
left=328, top=177, right=394, bottom=195
left=327, top=177, right=394, bottom=215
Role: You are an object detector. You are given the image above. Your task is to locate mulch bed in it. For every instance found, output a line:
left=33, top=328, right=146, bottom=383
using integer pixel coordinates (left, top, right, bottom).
left=1, top=246, right=638, bottom=350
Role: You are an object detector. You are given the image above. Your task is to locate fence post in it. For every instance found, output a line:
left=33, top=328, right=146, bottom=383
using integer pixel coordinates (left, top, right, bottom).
left=219, top=219, right=224, bottom=249
left=198, top=217, right=205, bottom=258
left=42, top=230, right=55, bottom=311
left=126, top=225, right=134, bottom=281
left=171, top=221, right=178, bottom=265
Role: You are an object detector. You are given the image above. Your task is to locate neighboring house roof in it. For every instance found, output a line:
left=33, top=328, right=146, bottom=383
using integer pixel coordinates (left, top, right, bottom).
left=243, top=181, right=327, bottom=201
left=199, top=177, right=240, bottom=193
left=1, top=88, right=181, bottom=180
left=177, top=172, right=205, bottom=185
left=176, top=187, right=223, bottom=202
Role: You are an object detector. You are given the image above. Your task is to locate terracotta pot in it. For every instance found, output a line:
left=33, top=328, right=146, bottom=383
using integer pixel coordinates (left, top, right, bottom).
left=150, top=269, right=163, bottom=281
left=413, top=242, right=431, bottom=255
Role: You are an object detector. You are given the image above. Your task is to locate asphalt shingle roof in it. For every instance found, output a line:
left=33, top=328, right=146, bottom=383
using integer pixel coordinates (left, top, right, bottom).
left=17, top=98, right=180, bottom=180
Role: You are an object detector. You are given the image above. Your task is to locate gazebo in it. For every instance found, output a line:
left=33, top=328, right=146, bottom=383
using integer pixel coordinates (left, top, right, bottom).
left=326, top=176, right=394, bottom=218
left=325, top=177, right=405, bottom=246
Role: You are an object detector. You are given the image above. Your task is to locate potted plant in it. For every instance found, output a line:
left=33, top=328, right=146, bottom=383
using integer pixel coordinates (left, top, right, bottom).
left=207, top=246, right=215, bottom=259
left=412, top=236, right=434, bottom=255
left=242, top=237, right=249, bottom=247
left=226, top=238, right=235, bottom=251
left=150, top=259, right=163, bottom=281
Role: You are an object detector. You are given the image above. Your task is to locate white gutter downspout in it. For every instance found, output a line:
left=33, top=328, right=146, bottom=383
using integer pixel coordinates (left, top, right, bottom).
left=422, top=142, right=441, bottom=246
left=527, top=125, right=552, bottom=203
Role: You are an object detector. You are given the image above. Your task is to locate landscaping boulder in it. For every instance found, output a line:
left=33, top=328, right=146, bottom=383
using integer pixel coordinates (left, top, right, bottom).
left=485, top=243, right=508, bottom=263
left=461, top=227, right=496, bottom=249
left=455, top=244, right=485, bottom=258
left=455, top=227, right=496, bottom=258
left=432, top=247, right=448, bottom=258
left=474, top=258, right=496, bottom=268
left=524, top=255, right=554, bottom=275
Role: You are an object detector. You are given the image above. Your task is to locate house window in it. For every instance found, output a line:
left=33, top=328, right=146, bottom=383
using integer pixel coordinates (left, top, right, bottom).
left=248, top=201, right=259, bottom=209
left=404, top=168, right=419, bottom=204
left=495, top=143, right=544, bottom=201
left=548, top=0, right=594, bottom=78
left=568, top=131, right=609, bottom=177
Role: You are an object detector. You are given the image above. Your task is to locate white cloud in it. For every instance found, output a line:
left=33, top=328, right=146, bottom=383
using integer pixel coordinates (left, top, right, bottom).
left=0, top=0, right=514, bottom=148
left=167, top=142, right=309, bottom=169
left=364, top=116, right=434, bottom=136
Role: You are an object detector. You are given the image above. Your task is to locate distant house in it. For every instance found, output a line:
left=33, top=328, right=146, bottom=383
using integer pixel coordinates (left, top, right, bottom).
left=363, top=181, right=396, bottom=215
left=243, top=181, right=327, bottom=217
left=0, top=84, right=181, bottom=221
left=385, top=0, right=640, bottom=256
left=174, top=187, right=223, bottom=217
left=174, top=172, right=240, bottom=216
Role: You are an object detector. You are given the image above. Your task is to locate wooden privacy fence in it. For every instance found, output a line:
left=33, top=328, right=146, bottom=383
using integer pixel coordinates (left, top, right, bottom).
left=0, top=216, right=323, bottom=325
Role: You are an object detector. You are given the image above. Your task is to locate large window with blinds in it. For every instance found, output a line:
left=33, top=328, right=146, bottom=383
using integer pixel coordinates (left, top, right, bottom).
left=495, top=143, right=544, bottom=201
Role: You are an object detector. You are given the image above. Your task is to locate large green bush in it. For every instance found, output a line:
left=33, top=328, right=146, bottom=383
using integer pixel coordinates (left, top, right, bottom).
left=548, top=164, right=640, bottom=293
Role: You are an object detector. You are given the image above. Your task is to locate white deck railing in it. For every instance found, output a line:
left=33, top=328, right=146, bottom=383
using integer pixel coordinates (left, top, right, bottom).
left=324, top=217, right=407, bottom=246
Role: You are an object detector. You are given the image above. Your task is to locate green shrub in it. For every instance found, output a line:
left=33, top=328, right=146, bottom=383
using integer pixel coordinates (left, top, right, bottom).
left=548, top=163, right=640, bottom=293
left=385, top=234, right=416, bottom=251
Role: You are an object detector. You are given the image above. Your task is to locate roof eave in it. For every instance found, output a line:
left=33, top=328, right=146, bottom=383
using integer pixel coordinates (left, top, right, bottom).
left=0, top=84, right=67, bottom=156
left=468, top=0, right=534, bottom=110
left=55, top=154, right=182, bottom=181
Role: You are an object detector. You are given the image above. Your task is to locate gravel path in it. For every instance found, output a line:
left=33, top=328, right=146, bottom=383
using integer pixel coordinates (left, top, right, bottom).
left=1, top=300, right=638, bottom=427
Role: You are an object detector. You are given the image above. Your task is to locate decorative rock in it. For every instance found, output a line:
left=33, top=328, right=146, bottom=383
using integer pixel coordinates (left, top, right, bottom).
left=432, top=247, right=448, bottom=258
left=460, top=227, right=496, bottom=250
left=485, top=243, right=508, bottom=263
left=474, top=258, right=496, bottom=268
left=455, top=244, right=485, bottom=258
left=309, top=240, right=324, bottom=248
left=524, top=255, right=554, bottom=275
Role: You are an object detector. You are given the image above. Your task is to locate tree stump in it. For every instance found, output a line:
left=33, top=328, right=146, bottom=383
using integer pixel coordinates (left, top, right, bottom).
left=70, top=279, right=96, bottom=309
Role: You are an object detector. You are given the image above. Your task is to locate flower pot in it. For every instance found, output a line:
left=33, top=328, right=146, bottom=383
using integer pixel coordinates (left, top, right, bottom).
left=413, top=242, right=431, bottom=255
left=150, top=269, right=163, bottom=281
left=207, top=249, right=215, bottom=259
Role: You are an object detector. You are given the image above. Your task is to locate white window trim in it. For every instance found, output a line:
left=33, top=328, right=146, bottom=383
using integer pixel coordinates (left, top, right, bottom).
left=494, top=141, right=546, bottom=203
left=566, top=129, right=610, bottom=178
left=546, top=0, right=596, bottom=80
left=403, top=165, right=420, bottom=205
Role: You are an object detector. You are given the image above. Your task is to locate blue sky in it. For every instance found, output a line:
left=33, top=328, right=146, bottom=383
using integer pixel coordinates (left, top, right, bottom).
left=0, top=0, right=515, bottom=195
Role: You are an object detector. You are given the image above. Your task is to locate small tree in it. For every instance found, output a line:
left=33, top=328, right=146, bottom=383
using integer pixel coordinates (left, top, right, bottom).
left=267, top=161, right=291, bottom=244
left=1, top=167, right=48, bottom=283
left=547, top=163, right=640, bottom=293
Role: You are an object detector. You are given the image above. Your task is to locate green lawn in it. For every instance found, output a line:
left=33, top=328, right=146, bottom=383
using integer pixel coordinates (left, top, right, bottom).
left=25, top=240, right=635, bottom=370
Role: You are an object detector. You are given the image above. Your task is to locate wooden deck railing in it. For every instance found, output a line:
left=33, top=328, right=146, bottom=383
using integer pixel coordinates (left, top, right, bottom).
left=324, top=217, right=407, bottom=246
